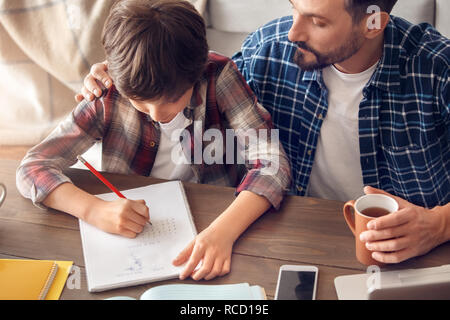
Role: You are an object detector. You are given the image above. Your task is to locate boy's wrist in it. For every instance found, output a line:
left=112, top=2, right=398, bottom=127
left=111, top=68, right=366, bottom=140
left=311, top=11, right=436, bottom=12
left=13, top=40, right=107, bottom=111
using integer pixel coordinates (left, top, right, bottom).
left=83, top=197, right=104, bottom=223
left=207, top=219, right=240, bottom=243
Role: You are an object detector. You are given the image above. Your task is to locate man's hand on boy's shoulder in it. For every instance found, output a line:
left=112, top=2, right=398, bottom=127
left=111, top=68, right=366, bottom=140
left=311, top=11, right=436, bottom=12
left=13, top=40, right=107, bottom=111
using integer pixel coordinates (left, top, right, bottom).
left=75, top=60, right=112, bottom=103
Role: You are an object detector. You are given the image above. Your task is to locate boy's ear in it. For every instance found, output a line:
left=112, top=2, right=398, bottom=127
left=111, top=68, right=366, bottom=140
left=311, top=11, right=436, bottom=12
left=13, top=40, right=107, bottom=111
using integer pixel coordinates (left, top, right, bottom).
left=363, top=11, right=390, bottom=39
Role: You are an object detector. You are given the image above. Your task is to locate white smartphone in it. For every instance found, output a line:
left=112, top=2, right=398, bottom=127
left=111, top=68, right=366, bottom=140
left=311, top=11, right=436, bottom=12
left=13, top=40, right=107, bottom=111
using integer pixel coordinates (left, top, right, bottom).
left=274, top=265, right=319, bottom=300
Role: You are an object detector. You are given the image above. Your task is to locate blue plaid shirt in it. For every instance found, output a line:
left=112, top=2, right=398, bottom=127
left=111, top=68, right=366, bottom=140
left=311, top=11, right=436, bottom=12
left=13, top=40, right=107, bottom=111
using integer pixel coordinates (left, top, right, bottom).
left=233, top=16, right=449, bottom=208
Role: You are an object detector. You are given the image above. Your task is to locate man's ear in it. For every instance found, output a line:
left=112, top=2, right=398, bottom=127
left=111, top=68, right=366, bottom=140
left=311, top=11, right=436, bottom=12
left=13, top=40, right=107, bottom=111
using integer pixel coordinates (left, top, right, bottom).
left=363, top=10, right=390, bottom=39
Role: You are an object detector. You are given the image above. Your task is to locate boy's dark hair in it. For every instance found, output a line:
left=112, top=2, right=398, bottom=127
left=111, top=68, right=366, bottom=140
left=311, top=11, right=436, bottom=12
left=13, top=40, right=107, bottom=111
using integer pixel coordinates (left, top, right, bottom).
left=102, top=0, right=208, bottom=102
left=345, top=0, right=398, bottom=22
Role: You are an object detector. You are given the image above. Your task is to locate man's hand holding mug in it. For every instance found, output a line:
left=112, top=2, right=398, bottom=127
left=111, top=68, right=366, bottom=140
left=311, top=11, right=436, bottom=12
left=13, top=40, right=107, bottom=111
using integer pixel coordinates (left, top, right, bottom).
left=344, top=186, right=449, bottom=266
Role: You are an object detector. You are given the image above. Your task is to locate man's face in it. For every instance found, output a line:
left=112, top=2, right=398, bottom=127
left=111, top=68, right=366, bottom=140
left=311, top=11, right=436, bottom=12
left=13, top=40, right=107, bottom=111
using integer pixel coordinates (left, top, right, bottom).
left=129, top=87, right=194, bottom=123
left=288, top=0, right=366, bottom=70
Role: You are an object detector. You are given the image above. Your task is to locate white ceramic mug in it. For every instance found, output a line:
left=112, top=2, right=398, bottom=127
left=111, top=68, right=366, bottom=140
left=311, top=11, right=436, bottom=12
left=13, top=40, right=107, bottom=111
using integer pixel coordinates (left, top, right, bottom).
left=0, top=183, right=6, bottom=208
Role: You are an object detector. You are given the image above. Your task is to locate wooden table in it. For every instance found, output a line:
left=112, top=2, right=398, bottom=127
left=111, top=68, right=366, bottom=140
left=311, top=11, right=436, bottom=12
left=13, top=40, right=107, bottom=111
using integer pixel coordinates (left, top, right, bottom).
left=0, top=159, right=449, bottom=300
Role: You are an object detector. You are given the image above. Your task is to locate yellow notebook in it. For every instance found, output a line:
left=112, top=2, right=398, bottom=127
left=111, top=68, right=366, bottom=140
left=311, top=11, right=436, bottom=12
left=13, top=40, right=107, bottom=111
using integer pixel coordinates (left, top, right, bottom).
left=45, top=260, right=74, bottom=300
left=0, top=259, right=59, bottom=300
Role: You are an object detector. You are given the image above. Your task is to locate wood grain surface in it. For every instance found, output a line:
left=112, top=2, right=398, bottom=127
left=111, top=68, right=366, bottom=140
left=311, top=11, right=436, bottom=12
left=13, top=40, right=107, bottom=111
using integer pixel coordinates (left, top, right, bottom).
left=0, top=159, right=448, bottom=300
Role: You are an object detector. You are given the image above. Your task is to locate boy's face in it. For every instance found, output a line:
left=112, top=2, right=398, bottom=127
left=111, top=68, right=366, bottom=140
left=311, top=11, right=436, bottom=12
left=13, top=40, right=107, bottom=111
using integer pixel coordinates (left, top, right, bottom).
left=129, top=87, right=194, bottom=123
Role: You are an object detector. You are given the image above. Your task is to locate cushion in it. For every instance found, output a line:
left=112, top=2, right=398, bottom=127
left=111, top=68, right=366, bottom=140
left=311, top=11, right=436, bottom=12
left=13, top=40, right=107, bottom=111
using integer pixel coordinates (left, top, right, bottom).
left=391, top=0, right=435, bottom=26
left=208, top=0, right=292, bottom=33
left=435, top=0, right=450, bottom=37
left=206, top=28, right=249, bottom=57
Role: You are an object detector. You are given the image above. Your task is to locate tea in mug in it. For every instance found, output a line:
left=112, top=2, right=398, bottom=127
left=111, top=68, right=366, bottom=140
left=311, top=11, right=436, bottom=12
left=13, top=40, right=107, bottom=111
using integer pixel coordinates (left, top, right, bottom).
left=361, top=207, right=391, bottom=218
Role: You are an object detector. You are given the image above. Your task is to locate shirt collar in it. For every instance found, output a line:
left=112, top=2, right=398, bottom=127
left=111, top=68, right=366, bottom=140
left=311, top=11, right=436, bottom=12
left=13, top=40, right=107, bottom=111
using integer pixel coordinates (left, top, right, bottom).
left=369, top=18, right=403, bottom=93
left=183, top=81, right=202, bottom=119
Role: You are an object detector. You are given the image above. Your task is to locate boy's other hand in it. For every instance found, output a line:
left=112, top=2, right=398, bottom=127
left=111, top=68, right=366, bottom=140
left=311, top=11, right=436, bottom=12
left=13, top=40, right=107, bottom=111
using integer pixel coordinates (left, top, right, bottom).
left=87, top=198, right=149, bottom=238
left=75, top=61, right=112, bottom=102
left=172, top=224, right=233, bottom=281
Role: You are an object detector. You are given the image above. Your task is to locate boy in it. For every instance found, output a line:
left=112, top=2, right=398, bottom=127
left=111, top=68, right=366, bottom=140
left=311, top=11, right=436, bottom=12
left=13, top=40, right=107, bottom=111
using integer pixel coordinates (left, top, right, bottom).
left=16, top=0, right=291, bottom=281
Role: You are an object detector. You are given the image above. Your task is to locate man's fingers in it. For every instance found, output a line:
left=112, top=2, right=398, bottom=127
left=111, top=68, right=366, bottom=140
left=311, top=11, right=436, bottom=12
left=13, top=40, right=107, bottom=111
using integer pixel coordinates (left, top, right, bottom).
left=365, top=236, right=411, bottom=252
left=84, top=74, right=103, bottom=98
left=371, top=247, right=415, bottom=264
left=360, top=223, right=408, bottom=242
left=90, top=62, right=112, bottom=88
left=75, top=93, right=84, bottom=102
left=81, top=86, right=95, bottom=101
left=366, top=208, right=411, bottom=231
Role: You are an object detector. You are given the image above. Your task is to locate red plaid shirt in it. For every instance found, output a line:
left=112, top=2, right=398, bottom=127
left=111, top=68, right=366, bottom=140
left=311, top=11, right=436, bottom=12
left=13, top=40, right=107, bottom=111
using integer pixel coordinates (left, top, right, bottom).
left=17, top=53, right=291, bottom=209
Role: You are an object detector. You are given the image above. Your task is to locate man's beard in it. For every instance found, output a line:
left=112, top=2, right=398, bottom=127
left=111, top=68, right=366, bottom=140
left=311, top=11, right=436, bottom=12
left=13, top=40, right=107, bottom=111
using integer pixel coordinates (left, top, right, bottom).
left=293, top=31, right=365, bottom=71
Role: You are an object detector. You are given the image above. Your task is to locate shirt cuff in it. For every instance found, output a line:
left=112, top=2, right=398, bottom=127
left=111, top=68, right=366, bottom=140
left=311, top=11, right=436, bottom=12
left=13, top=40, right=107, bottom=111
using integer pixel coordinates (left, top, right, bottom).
left=235, top=172, right=289, bottom=210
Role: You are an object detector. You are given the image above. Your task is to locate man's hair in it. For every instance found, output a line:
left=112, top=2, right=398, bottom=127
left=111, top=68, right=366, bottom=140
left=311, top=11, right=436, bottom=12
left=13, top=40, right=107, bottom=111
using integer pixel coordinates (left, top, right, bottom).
left=102, top=0, right=208, bottom=102
left=345, top=0, right=398, bottom=22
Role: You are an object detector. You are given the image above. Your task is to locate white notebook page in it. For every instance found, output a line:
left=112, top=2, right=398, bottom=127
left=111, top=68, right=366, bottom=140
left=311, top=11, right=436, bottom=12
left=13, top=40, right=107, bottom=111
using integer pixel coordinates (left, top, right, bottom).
left=79, top=181, right=197, bottom=292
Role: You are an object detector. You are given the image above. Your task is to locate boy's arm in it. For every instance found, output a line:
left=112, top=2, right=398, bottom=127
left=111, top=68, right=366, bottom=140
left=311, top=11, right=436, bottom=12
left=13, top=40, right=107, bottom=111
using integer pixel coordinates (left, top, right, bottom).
left=216, top=60, right=292, bottom=210
left=172, top=58, right=292, bottom=281
left=43, top=182, right=149, bottom=238
left=16, top=97, right=150, bottom=238
left=16, top=99, right=104, bottom=208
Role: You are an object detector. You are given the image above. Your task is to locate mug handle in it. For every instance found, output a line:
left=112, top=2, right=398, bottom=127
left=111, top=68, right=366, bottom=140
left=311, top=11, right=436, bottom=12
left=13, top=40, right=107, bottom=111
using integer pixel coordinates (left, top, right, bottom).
left=0, top=183, right=6, bottom=207
left=343, top=200, right=356, bottom=236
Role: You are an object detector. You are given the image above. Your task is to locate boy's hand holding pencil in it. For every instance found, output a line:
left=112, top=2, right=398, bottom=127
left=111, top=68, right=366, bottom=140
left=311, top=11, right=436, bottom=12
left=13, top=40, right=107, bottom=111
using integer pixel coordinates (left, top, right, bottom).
left=77, top=155, right=151, bottom=238
left=85, top=197, right=150, bottom=239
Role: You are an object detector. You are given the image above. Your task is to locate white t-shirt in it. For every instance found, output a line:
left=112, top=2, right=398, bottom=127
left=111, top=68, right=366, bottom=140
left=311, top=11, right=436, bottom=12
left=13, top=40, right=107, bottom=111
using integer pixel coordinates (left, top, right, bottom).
left=150, top=110, right=197, bottom=182
left=307, top=62, right=379, bottom=202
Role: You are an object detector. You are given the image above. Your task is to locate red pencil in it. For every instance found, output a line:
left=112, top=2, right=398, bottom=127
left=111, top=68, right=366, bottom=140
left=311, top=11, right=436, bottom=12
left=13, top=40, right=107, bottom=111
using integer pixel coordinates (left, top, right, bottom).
left=77, top=155, right=151, bottom=225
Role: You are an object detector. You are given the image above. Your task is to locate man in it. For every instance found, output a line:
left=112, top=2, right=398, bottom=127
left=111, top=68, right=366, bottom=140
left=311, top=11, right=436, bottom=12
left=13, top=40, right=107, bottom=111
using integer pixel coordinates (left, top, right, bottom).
left=77, top=0, right=449, bottom=265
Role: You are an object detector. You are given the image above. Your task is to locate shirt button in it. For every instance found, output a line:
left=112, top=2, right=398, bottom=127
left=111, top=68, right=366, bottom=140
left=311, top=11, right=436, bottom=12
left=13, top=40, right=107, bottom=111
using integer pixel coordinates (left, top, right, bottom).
left=297, top=186, right=303, bottom=192
left=307, top=150, right=312, bottom=156
left=150, top=141, right=156, bottom=148
left=318, top=113, right=323, bottom=120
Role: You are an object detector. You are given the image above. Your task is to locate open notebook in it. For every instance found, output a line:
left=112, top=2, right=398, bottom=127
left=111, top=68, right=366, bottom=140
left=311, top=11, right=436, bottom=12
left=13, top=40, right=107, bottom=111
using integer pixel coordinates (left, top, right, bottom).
left=79, top=181, right=197, bottom=292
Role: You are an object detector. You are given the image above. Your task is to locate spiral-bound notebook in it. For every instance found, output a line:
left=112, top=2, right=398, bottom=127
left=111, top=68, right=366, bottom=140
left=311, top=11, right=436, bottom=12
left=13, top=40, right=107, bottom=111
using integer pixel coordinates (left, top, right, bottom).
left=0, top=259, right=58, bottom=300
left=79, top=181, right=197, bottom=292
